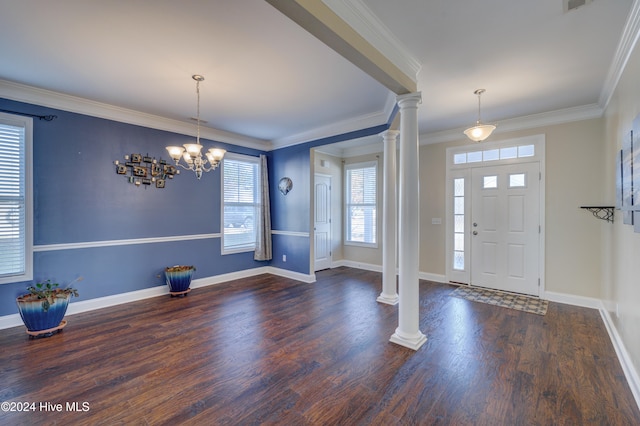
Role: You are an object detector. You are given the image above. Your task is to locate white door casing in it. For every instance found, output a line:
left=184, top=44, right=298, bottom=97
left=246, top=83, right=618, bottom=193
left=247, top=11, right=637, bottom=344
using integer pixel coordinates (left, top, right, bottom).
left=471, top=162, right=540, bottom=296
left=314, top=174, right=332, bottom=271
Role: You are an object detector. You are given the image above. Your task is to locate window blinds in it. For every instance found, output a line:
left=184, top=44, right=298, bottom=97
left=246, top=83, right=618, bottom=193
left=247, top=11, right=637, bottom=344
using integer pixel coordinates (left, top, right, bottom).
left=345, top=162, right=377, bottom=245
left=222, top=156, right=260, bottom=253
left=0, top=122, right=26, bottom=278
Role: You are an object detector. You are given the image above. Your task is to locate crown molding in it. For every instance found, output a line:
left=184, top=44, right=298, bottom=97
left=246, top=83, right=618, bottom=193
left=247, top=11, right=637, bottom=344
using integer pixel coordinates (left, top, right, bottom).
left=420, top=103, right=604, bottom=145
left=270, top=93, right=395, bottom=149
left=0, top=79, right=271, bottom=151
left=322, top=0, right=421, bottom=82
left=599, top=0, right=640, bottom=110
left=342, top=137, right=383, bottom=157
left=314, top=134, right=384, bottom=158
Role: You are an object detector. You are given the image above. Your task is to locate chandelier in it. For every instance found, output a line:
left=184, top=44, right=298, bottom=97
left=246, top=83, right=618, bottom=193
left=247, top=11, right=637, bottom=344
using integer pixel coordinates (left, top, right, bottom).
left=166, top=75, right=226, bottom=179
left=463, top=89, right=496, bottom=142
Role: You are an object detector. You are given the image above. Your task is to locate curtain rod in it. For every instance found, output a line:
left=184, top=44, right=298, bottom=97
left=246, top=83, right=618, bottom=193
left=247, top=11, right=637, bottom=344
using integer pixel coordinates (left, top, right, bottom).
left=0, top=108, right=57, bottom=121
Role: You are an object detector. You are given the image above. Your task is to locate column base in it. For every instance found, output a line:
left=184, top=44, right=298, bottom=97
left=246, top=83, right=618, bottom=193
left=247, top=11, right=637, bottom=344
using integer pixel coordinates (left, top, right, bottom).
left=376, top=293, right=399, bottom=305
left=390, top=329, right=427, bottom=351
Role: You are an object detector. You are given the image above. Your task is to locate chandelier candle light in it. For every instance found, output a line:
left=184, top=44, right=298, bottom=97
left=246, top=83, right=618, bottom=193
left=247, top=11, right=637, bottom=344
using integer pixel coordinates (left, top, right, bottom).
left=166, top=75, right=226, bottom=179
left=464, top=89, right=496, bottom=142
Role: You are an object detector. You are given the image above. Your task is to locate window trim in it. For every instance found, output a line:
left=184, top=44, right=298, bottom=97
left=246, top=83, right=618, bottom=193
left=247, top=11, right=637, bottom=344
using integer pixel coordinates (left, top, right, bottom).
left=0, top=112, right=33, bottom=285
left=220, top=152, right=260, bottom=255
left=344, top=160, right=378, bottom=248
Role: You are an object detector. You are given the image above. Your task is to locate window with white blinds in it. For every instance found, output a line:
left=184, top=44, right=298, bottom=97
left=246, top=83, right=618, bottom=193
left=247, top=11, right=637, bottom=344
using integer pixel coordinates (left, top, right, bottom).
left=221, top=153, right=260, bottom=254
left=345, top=161, right=377, bottom=247
left=0, top=113, right=32, bottom=284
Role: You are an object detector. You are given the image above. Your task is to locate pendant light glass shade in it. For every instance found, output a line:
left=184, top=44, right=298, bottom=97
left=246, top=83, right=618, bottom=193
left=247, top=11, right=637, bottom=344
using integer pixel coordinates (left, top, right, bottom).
left=464, top=89, right=496, bottom=142
left=464, top=123, right=496, bottom=142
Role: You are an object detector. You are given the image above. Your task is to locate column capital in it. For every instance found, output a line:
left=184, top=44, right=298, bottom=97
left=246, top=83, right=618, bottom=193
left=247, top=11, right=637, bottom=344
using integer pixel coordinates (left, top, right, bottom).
left=379, top=129, right=400, bottom=140
left=396, top=91, right=422, bottom=108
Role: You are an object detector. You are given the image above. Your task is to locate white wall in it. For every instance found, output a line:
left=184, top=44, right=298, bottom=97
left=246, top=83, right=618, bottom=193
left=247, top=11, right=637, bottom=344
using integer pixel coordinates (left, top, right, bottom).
left=419, top=118, right=606, bottom=297
left=602, top=34, right=640, bottom=375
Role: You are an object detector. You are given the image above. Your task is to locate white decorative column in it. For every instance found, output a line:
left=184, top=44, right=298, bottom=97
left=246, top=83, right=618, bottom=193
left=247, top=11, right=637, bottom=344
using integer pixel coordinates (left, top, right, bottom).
left=377, top=130, right=399, bottom=305
left=390, top=92, right=427, bottom=351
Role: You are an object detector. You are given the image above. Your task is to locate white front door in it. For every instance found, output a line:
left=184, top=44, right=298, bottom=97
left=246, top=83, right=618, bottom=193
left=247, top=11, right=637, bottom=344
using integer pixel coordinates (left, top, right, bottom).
left=471, top=162, right=540, bottom=296
left=314, top=174, right=332, bottom=271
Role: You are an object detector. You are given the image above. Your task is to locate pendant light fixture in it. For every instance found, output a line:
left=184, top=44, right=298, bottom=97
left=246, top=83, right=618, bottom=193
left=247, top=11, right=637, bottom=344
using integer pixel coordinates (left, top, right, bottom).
left=464, top=89, right=496, bottom=142
left=166, top=75, right=226, bottom=179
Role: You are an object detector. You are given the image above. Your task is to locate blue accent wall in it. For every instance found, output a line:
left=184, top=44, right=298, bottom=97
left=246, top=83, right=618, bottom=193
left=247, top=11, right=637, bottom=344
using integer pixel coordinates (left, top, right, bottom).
left=0, top=94, right=390, bottom=317
left=0, top=98, right=266, bottom=316
left=268, top=125, right=389, bottom=275
left=269, top=144, right=311, bottom=233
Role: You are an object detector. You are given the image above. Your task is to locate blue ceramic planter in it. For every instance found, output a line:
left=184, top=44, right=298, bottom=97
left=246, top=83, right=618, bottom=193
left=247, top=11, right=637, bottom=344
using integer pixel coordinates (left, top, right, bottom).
left=16, top=292, right=71, bottom=332
left=165, top=266, right=195, bottom=293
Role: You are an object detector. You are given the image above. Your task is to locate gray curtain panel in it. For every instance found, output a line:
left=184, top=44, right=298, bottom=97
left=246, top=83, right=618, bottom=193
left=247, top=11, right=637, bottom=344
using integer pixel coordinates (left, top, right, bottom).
left=254, top=154, right=272, bottom=261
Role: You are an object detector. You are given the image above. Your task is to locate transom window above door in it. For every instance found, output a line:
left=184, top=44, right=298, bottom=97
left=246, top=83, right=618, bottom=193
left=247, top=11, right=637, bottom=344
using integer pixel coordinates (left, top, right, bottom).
left=453, top=144, right=535, bottom=165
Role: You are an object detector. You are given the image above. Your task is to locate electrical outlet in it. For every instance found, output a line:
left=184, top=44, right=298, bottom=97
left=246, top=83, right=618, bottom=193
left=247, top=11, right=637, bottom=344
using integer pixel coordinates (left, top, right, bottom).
left=282, top=254, right=287, bottom=262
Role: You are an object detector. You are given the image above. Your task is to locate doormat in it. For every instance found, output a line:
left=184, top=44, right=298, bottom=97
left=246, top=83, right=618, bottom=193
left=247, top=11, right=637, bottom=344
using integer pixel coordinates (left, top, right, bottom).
left=452, top=286, right=548, bottom=315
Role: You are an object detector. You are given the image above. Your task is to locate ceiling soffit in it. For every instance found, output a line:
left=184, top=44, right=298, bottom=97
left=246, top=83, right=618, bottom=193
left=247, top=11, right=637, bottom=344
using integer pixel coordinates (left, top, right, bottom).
left=266, top=0, right=418, bottom=94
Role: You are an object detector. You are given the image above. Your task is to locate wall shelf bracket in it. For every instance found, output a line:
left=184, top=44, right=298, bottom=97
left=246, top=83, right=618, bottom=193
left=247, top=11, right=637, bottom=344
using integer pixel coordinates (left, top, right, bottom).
left=580, top=206, right=614, bottom=223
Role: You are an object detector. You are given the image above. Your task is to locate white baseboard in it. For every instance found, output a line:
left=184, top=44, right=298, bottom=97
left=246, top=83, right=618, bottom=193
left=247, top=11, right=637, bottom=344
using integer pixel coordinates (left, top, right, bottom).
left=418, top=272, right=446, bottom=283
left=543, top=291, right=603, bottom=309
left=190, top=267, right=269, bottom=289
left=599, top=307, right=640, bottom=410
left=332, top=260, right=446, bottom=284
left=330, top=259, right=347, bottom=268
left=544, top=290, right=640, bottom=411
left=265, top=266, right=316, bottom=283
left=333, top=260, right=382, bottom=272
left=0, top=266, right=314, bottom=331
left=0, top=314, right=22, bottom=330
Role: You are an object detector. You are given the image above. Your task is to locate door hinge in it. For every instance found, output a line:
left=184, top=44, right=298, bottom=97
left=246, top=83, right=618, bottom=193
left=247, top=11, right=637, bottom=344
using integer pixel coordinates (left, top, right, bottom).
left=539, top=225, right=541, bottom=233
left=539, top=172, right=542, bottom=180
left=538, top=278, right=541, bottom=287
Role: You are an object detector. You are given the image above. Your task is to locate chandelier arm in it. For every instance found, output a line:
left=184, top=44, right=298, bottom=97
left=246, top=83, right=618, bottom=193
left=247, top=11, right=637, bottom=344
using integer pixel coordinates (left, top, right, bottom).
left=174, top=162, right=195, bottom=171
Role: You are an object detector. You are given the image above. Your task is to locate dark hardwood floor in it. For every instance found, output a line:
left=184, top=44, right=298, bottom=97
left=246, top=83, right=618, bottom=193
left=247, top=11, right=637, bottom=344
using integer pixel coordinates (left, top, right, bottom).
left=0, top=267, right=638, bottom=425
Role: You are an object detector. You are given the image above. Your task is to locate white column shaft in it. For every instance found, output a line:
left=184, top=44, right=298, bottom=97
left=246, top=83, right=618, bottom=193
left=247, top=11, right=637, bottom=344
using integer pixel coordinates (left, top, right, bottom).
left=390, top=92, right=426, bottom=351
left=378, top=130, right=399, bottom=305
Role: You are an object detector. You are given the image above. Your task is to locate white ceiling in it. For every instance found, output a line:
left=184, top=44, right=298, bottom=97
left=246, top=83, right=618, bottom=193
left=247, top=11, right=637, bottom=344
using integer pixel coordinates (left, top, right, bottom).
left=0, top=0, right=634, bottom=150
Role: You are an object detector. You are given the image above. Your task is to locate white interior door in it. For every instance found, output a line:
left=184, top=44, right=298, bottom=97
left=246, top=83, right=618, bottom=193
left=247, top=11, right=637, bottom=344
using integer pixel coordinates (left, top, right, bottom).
left=314, top=174, right=332, bottom=271
left=471, top=163, right=540, bottom=296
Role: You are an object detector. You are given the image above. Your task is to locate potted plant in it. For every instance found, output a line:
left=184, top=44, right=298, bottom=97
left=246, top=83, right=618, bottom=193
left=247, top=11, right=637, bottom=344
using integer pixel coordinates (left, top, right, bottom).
left=164, top=265, right=195, bottom=296
left=16, top=278, right=81, bottom=338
